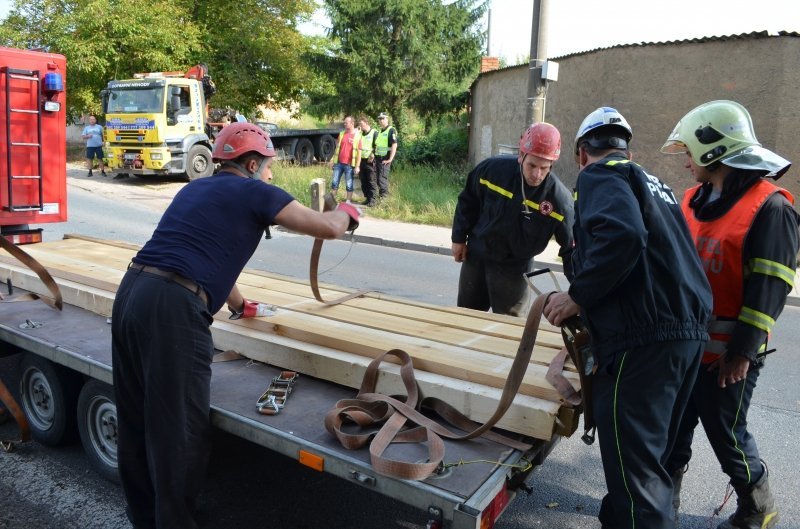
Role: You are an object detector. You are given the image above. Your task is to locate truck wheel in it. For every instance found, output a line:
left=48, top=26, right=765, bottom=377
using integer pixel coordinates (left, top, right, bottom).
left=186, top=144, right=213, bottom=180
left=294, top=138, right=315, bottom=166
left=313, top=134, right=336, bottom=162
left=77, top=380, right=120, bottom=483
left=18, top=353, right=80, bottom=446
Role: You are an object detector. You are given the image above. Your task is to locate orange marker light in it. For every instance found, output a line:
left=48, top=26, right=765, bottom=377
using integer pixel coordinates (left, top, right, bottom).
left=298, top=450, right=324, bottom=472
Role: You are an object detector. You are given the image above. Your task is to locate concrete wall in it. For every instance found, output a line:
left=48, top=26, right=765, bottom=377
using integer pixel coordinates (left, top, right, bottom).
left=469, top=34, right=800, bottom=203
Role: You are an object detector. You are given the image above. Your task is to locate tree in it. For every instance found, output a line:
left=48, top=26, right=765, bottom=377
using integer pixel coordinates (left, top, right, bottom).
left=308, top=0, right=487, bottom=134
left=0, top=0, right=317, bottom=118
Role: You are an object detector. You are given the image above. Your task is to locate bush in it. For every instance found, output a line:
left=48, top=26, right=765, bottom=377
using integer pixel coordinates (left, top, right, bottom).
left=402, top=126, right=468, bottom=166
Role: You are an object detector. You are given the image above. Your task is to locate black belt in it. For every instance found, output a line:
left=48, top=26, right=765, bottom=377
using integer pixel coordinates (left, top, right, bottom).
left=128, top=263, right=208, bottom=307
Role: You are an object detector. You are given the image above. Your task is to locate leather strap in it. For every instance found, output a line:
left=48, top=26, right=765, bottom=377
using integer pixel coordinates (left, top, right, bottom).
left=0, top=235, right=62, bottom=310
left=324, top=293, right=553, bottom=480
left=0, top=377, right=30, bottom=451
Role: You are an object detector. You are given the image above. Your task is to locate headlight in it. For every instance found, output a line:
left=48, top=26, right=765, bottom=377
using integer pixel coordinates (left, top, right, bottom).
left=150, top=153, right=163, bottom=160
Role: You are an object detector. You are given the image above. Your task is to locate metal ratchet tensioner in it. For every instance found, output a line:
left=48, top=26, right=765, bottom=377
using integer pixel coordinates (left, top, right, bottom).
left=256, top=371, right=299, bottom=415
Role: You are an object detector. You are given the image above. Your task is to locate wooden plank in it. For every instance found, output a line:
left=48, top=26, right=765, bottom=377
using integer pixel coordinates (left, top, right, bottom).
left=0, top=260, right=565, bottom=439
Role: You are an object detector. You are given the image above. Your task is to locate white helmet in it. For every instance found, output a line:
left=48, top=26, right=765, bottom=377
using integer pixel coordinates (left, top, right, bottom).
left=574, top=107, right=632, bottom=154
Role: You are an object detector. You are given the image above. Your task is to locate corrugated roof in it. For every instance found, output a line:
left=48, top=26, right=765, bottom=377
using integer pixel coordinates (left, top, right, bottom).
left=477, top=30, right=800, bottom=77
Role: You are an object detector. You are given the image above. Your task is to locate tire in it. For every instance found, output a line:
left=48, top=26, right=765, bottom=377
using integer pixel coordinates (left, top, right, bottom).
left=186, top=144, right=213, bottom=180
left=293, top=138, right=315, bottom=166
left=77, top=380, right=120, bottom=483
left=313, top=134, right=336, bottom=162
left=18, top=353, right=81, bottom=446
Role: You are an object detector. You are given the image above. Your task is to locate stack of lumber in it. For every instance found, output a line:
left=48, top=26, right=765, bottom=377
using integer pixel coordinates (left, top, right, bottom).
left=0, top=234, right=580, bottom=441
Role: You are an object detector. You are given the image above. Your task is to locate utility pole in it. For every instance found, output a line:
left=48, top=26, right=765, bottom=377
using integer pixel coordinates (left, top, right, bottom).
left=526, top=0, right=550, bottom=124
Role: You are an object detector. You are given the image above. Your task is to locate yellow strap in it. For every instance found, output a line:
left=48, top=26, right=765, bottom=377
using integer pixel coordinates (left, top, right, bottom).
left=478, top=178, right=513, bottom=198
left=750, top=257, right=796, bottom=287
left=521, top=199, right=565, bottom=221
left=738, top=306, right=775, bottom=333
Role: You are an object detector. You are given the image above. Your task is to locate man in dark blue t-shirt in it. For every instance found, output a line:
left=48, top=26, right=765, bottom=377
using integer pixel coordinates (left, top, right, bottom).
left=111, top=122, right=360, bottom=529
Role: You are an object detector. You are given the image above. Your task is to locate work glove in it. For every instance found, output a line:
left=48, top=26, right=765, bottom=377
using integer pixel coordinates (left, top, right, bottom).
left=336, top=202, right=361, bottom=232
left=228, top=299, right=277, bottom=320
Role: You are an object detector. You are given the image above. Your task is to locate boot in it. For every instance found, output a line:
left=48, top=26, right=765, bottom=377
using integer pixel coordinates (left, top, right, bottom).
left=717, top=461, right=779, bottom=529
left=671, top=466, right=687, bottom=525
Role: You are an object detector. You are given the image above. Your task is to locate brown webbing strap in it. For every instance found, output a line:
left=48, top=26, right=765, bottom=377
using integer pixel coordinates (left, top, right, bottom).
left=0, top=377, right=30, bottom=451
left=309, top=237, right=373, bottom=305
left=324, top=293, right=552, bottom=480
left=545, top=347, right=581, bottom=407
left=0, top=236, right=62, bottom=310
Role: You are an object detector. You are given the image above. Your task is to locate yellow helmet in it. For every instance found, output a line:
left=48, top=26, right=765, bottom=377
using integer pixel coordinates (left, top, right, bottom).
left=662, top=100, right=790, bottom=177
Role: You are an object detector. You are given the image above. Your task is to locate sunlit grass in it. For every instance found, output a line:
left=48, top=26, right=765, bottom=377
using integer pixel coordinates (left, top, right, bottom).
left=271, top=161, right=466, bottom=227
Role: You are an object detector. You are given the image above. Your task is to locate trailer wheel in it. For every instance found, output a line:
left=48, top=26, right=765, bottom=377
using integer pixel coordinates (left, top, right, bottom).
left=313, top=134, right=336, bottom=162
left=77, top=380, right=120, bottom=483
left=186, top=144, right=213, bottom=180
left=294, top=138, right=315, bottom=166
left=18, top=353, right=80, bottom=445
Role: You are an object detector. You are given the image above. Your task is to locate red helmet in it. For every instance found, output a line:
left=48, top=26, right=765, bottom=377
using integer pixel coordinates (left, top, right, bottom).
left=518, top=122, right=561, bottom=161
left=212, top=122, right=277, bottom=161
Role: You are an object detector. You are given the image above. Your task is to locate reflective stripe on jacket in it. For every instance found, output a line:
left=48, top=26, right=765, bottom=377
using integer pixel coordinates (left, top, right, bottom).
left=682, top=179, right=793, bottom=363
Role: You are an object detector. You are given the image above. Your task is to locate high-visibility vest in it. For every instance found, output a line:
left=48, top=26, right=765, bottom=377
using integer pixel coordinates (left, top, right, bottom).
left=375, top=126, right=395, bottom=156
left=360, top=129, right=377, bottom=158
left=682, top=179, right=794, bottom=363
left=332, top=129, right=362, bottom=167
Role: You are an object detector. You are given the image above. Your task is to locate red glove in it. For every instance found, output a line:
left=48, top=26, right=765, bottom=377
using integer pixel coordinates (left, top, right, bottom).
left=336, top=202, right=360, bottom=232
left=229, top=299, right=276, bottom=320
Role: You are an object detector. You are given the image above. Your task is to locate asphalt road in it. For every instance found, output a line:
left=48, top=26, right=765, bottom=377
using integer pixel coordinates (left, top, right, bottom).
left=1, top=167, right=799, bottom=528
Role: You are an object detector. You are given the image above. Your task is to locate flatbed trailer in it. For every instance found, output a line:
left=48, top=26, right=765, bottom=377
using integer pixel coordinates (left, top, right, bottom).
left=0, top=287, right=560, bottom=528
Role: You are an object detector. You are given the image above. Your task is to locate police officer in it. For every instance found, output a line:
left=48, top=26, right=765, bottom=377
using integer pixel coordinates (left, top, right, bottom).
left=452, top=122, right=573, bottom=316
left=544, top=107, right=712, bottom=529
left=374, top=112, right=397, bottom=199
left=358, top=115, right=379, bottom=207
left=662, top=100, right=799, bottom=529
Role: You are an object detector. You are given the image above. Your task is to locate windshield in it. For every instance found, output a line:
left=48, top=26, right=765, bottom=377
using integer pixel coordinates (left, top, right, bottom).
left=106, top=87, right=165, bottom=114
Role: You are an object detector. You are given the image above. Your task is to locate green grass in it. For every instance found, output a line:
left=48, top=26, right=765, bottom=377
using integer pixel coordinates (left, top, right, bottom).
left=272, top=161, right=466, bottom=227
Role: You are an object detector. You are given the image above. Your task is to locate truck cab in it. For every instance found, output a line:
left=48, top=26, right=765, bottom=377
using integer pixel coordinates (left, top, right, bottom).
left=102, top=72, right=214, bottom=180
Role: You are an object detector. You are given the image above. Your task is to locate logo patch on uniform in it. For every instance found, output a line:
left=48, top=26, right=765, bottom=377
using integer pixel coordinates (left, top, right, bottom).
left=539, top=200, right=553, bottom=216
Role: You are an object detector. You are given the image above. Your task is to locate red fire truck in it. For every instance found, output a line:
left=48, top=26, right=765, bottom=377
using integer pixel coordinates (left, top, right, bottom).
left=0, top=46, right=67, bottom=244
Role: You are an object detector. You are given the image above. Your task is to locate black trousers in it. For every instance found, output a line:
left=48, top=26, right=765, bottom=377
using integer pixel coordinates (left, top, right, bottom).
left=359, top=159, right=377, bottom=204
left=456, top=255, right=531, bottom=316
left=594, top=340, right=703, bottom=529
left=112, top=269, right=214, bottom=529
left=666, top=360, right=763, bottom=488
left=374, top=155, right=391, bottom=197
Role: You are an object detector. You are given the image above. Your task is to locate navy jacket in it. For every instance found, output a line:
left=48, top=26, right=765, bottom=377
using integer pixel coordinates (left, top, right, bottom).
left=452, top=155, right=574, bottom=274
left=569, top=153, right=712, bottom=356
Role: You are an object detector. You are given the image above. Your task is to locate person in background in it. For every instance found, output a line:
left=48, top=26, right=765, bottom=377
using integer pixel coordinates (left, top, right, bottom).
left=451, top=122, right=573, bottom=316
left=81, top=115, right=106, bottom=177
left=662, top=100, right=798, bottom=529
left=544, top=106, right=712, bottom=529
left=374, top=112, right=398, bottom=200
left=358, top=115, right=379, bottom=207
left=111, top=122, right=360, bottom=529
left=328, top=115, right=362, bottom=203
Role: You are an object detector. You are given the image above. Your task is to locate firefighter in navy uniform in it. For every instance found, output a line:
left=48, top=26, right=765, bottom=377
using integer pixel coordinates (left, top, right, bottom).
left=543, top=107, right=712, bottom=529
left=451, top=122, right=574, bottom=316
left=662, top=100, right=799, bottom=529
left=111, top=122, right=360, bottom=529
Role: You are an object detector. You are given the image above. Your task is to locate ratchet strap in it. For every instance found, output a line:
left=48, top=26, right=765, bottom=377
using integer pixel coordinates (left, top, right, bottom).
left=324, top=293, right=554, bottom=480
left=545, top=315, right=597, bottom=444
left=0, top=377, right=30, bottom=451
left=0, top=235, right=62, bottom=310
